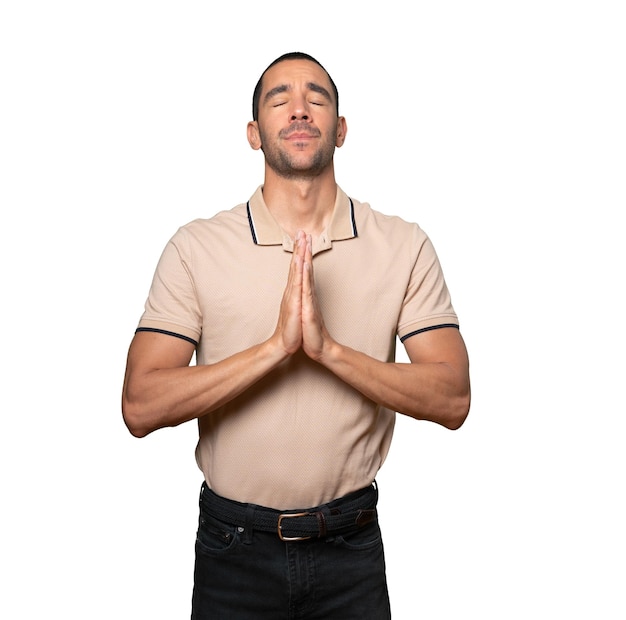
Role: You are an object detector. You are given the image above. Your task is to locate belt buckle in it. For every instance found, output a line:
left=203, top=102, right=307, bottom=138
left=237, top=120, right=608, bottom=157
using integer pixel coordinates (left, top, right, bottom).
left=277, top=512, right=312, bottom=541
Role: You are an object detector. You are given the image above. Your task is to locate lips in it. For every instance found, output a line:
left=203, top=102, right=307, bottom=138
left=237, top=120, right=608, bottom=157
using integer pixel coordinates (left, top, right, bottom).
left=280, top=123, right=321, bottom=140
left=286, top=133, right=318, bottom=140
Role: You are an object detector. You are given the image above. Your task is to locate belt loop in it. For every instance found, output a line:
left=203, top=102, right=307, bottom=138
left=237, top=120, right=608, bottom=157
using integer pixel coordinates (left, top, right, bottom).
left=315, top=511, right=328, bottom=538
left=243, top=504, right=255, bottom=545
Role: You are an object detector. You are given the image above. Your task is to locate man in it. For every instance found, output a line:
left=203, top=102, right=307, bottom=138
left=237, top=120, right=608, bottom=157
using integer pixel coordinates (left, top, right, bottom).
left=122, top=51, right=470, bottom=619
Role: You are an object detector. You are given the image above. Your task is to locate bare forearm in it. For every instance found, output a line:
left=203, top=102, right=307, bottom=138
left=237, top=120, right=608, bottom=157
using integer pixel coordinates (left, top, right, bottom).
left=123, top=240, right=309, bottom=438
left=122, top=337, right=287, bottom=437
left=300, top=238, right=469, bottom=429
left=318, top=342, right=470, bottom=430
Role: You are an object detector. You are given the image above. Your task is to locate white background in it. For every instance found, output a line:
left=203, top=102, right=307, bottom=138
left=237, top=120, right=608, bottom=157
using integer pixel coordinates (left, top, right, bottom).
left=1, top=1, right=624, bottom=618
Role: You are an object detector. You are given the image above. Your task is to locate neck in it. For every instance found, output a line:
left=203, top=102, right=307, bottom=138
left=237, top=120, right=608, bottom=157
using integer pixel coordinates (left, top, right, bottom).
left=261, top=166, right=337, bottom=239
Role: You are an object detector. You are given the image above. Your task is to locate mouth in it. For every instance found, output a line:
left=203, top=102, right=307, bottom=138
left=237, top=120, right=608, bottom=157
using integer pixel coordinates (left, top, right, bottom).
left=280, top=123, right=321, bottom=141
left=285, top=133, right=318, bottom=141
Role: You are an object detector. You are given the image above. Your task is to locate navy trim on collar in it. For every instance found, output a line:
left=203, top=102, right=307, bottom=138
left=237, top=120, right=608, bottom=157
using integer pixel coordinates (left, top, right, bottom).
left=349, top=198, right=358, bottom=237
left=246, top=199, right=359, bottom=243
left=246, top=202, right=258, bottom=245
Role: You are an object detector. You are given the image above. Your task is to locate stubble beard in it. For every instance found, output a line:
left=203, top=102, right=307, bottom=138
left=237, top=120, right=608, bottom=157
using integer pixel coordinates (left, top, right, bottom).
left=259, top=125, right=336, bottom=180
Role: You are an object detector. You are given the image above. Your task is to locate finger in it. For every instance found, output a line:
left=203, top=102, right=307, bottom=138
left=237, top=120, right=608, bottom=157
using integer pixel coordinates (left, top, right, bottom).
left=276, top=233, right=305, bottom=354
left=303, top=234, right=314, bottom=296
left=285, top=231, right=304, bottom=292
left=294, top=229, right=307, bottom=263
left=305, top=234, right=313, bottom=278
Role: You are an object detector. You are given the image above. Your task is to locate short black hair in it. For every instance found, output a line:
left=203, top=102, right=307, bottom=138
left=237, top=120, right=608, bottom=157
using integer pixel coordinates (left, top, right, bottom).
left=252, top=52, right=339, bottom=121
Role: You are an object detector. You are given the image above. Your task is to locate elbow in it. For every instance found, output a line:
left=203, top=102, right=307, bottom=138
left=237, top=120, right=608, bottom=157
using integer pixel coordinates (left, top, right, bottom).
left=126, top=423, right=150, bottom=439
left=445, top=412, right=468, bottom=431
left=122, top=399, right=152, bottom=438
left=445, top=389, right=471, bottom=430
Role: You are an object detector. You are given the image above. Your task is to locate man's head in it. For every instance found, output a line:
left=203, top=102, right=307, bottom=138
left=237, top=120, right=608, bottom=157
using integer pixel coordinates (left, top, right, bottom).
left=252, top=52, right=339, bottom=122
left=247, top=52, right=346, bottom=180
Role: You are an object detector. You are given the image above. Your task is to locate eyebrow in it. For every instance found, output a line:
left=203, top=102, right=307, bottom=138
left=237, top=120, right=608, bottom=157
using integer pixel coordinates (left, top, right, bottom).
left=263, top=82, right=333, bottom=105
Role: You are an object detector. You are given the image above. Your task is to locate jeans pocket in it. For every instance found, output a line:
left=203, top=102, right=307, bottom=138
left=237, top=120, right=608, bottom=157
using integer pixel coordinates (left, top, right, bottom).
left=334, top=520, right=383, bottom=551
left=195, top=513, right=238, bottom=554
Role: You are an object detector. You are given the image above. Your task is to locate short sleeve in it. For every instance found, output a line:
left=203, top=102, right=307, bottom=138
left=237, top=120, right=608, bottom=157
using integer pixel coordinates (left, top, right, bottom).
left=137, top=228, right=202, bottom=343
left=397, top=227, right=459, bottom=342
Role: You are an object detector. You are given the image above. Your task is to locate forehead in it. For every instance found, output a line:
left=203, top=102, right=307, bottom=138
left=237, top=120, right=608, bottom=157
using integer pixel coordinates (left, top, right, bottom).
left=261, top=59, right=334, bottom=100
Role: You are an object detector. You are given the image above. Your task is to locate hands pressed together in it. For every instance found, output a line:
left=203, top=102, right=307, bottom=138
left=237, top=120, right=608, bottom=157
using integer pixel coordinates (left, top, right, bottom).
left=274, top=230, right=334, bottom=362
left=124, top=231, right=470, bottom=437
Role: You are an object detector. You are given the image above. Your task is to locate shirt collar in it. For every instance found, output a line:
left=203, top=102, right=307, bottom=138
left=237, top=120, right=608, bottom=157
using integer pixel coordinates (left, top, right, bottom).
left=246, top=185, right=358, bottom=255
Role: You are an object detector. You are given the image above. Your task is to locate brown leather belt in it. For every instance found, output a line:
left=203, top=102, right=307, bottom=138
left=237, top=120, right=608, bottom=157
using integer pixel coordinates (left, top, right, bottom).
left=199, top=482, right=378, bottom=542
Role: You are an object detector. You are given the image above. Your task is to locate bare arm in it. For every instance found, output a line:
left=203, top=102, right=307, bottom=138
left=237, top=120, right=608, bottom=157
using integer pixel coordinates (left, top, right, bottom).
left=122, top=332, right=286, bottom=437
left=122, top=234, right=308, bottom=438
left=312, top=328, right=470, bottom=429
left=123, top=232, right=469, bottom=436
left=301, top=236, right=470, bottom=430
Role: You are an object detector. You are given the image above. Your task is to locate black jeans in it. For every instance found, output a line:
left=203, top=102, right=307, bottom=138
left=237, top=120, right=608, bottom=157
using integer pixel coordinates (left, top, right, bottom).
left=191, top=484, right=391, bottom=619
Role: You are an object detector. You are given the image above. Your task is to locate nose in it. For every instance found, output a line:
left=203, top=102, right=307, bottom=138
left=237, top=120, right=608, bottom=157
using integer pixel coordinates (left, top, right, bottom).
left=290, top=95, right=310, bottom=121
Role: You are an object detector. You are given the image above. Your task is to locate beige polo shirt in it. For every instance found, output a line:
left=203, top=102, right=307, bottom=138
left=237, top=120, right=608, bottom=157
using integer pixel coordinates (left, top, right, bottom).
left=137, top=185, right=459, bottom=509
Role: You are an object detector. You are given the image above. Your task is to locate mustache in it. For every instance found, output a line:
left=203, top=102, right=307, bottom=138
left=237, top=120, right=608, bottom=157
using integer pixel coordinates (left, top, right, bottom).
left=279, top=122, right=321, bottom=138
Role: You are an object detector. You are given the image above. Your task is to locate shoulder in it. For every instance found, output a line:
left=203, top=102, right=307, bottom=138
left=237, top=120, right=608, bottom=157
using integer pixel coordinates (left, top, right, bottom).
left=169, top=203, right=250, bottom=245
left=350, top=196, right=428, bottom=246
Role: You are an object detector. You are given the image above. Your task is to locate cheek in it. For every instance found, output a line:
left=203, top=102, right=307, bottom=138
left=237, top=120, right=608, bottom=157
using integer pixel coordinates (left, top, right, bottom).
left=257, top=124, right=275, bottom=147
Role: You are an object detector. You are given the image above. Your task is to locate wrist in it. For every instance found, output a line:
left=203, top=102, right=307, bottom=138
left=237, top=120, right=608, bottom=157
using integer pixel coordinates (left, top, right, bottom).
left=265, top=332, right=296, bottom=364
left=316, top=335, right=342, bottom=368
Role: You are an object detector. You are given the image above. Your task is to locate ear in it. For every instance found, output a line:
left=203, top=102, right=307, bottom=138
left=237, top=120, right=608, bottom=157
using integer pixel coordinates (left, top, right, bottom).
left=335, top=116, right=347, bottom=148
left=247, top=121, right=262, bottom=150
